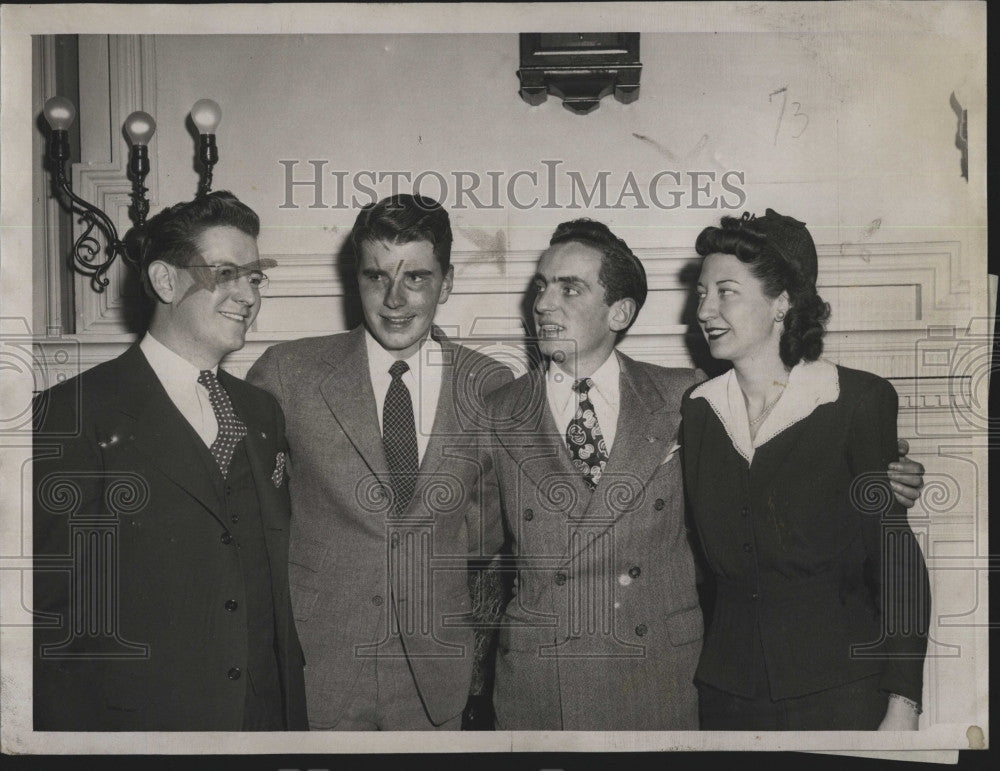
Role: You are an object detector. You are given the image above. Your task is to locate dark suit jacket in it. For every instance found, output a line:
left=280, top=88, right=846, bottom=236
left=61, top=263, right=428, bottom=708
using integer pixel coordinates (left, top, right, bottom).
left=33, top=344, right=308, bottom=730
left=247, top=326, right=513, bottom=728
left=680, top=365, right=930, bottom=704
left=486, top=353, right=704, bottom=730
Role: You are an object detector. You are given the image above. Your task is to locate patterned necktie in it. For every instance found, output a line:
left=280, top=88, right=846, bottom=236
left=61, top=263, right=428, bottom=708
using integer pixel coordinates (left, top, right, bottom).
left=566, top=377, right=610, bottom=489
left=383, top=360, right=419, bottom=515
left=197, top=370, right=248, bottom=479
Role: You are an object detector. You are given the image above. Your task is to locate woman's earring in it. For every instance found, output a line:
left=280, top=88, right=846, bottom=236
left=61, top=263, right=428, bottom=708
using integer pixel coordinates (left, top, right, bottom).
left=775, top=311, right=786, bottom=322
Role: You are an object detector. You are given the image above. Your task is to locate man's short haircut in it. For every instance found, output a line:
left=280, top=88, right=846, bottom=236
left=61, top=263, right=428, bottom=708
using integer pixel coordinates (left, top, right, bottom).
left=349, top=194, right=453, bottom=273
left=128, top=190, right=260, bottom=298
left=548, top=218, right=648, bottom=326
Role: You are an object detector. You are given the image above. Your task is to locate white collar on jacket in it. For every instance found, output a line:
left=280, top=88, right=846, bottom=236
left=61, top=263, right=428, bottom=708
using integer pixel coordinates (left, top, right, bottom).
left=689, top=358, right=840, bottom=463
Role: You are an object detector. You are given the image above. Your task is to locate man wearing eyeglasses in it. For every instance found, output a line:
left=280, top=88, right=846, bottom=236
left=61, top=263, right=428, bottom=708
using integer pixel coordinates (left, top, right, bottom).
left=33, top=191, right=308, bottom=730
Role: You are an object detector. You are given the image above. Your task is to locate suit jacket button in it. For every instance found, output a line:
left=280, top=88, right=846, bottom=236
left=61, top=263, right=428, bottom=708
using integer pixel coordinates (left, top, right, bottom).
left=654, top=499, right=665, bottom=511
left=230, top=514, right=240, bottom=524
left=524, top=508, right=534, bottom=521
left=224, top=599, right=238, bottom=612
left=635, top=624, right=648, bottom=637
left=227, top=667, right=242, bottom=680
left=554, top=571, right=567, bottom=586
left=220, top=532, right=234, bottom=545
left=742, top=542, right=753, bottom=553
left=741, top=506, right=750, bottom=517
left=628, top=566, right=641, bottom=579
left=372, top=595, right=384, bottom=606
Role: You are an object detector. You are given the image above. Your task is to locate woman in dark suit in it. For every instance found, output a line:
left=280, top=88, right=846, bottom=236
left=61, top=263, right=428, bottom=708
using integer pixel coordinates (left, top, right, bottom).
left=680, top=209, right=930, bottom=730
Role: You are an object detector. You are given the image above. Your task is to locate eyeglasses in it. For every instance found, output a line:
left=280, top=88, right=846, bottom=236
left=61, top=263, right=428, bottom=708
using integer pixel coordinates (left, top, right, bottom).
left=178, top=263, right=269, bottom=291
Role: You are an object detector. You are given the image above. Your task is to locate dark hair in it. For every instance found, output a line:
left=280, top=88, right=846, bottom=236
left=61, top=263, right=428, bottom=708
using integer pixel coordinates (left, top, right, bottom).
left=127, top=190, right=260, bottom=298
left=549, top=218, right=647, bottom=333
left=695, top=211, right=830, bottom=367
left=349, top=194, right=452, bottom=273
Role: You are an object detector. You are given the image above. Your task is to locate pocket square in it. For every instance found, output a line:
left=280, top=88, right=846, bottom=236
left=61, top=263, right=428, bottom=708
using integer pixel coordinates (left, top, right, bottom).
left=271, top=451, right=286, bottom=487
left=659, top=441, right=681, bottom=466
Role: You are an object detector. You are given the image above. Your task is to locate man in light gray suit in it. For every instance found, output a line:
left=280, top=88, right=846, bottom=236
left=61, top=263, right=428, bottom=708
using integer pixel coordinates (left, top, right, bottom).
left=483, top=219, right=704, bottom=729
left=248, top=195, right=511, bottom=730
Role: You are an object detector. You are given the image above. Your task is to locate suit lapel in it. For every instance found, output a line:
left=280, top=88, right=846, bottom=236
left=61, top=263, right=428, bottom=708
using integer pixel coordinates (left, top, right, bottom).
left=220, top=370, right=286, bottom=529
left=600, top=353, right=681, bottom=498
left=113, top=345, right=224, bottom=521
left=493, top=366, right=591, bottom=506
left=567, top=353, right=682, bottom=555
left=317, top=326, right=390, bottom=483
left=407, top=337, right=457, bottom=514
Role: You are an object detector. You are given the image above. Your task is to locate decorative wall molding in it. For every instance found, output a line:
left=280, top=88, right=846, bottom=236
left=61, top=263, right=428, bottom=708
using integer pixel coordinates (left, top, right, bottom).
left=260, top=240, right=966, bottom=332
left=72, top=35, right=157, bottom=336
left=33, top=37, right=67, bottom=337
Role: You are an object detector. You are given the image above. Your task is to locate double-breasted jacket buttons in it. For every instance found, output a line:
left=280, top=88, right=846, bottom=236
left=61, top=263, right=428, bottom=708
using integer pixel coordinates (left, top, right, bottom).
left=628, top=566, right=642, bottom=579
left=635, top=624, right=648, bottom=637
left=227, top=667, right=242, bottom=680
left=554, top=571, right=567, bottom=586
left=224, top=599, right=238, bottom=612
left=653, top=499, right=665, bottom=511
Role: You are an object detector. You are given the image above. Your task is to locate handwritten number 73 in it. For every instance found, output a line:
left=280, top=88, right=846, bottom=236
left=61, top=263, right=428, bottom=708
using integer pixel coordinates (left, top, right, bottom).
left=770, top=86, right=809, bottom=145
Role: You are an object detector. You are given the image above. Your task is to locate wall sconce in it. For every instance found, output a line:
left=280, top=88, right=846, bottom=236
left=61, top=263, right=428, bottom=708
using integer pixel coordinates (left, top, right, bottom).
left=517, top=33, right=641, bottom=115
left=42, top=97, right=224, bottom=292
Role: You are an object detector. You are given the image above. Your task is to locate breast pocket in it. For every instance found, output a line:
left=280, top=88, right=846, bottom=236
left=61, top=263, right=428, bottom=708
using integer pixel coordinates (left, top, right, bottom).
left=664, top=605, right=704, bottom=647
left=290, top=585, right=319, bottom=623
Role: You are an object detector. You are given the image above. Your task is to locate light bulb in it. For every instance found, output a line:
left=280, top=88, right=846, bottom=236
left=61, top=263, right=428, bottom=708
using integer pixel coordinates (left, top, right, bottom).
left=43, top=96, right=76, bottom=131
left=190, top=99, right=222, bottom=134
left=124, top=111, right=156, bottom=145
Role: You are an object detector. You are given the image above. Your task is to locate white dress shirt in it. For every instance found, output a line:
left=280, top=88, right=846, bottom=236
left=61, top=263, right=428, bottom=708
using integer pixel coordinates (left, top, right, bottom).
left=546, top=350, right=622, bottom=454
left=365, top=330, right=445, bottom=464
left=139, top=333, right=219, bottom=447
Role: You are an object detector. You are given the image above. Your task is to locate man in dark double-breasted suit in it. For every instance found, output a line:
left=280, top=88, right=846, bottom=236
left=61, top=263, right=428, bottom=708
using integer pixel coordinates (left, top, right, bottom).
left=33, top=192, right=307, bottom=731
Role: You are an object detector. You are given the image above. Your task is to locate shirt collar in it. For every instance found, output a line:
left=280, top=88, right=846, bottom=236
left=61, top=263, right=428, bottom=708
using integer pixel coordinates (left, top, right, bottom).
left=689, top=358, right=840, bottom=463
left=139, top=332, right=217, bottom=383
left=364, top=327, right=442, bottom=379
left=546, top=350, right=622, bottom=412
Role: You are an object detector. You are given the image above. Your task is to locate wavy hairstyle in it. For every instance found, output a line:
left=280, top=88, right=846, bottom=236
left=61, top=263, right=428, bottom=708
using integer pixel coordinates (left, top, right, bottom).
left=127, top=190, right=260, bottom=299
left=695, top=211, right=830, bottom=367
left=549, top=218, right=647, bottom=336
left=349, top=193, right=453, bottom=273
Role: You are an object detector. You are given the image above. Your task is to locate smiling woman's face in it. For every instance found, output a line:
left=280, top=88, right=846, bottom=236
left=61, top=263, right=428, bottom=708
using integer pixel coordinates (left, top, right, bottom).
left=696, top=251, right=785, bottom=366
